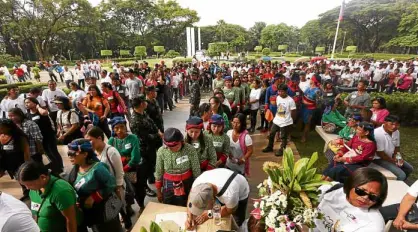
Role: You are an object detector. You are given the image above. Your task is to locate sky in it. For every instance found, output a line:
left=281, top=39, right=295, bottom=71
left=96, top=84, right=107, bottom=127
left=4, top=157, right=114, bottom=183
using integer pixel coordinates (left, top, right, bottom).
left=88, top=0, right=347, bottom=28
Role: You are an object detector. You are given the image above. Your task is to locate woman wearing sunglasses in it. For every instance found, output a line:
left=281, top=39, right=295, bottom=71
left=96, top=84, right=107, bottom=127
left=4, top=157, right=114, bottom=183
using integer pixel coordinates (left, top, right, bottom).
left=67, top=139, right=122, bottom=232
left=314, top=168, right=388, bottom=232
left=155, top=127, right=201, bottom=206
left=323, top=122, right=376, bottom=183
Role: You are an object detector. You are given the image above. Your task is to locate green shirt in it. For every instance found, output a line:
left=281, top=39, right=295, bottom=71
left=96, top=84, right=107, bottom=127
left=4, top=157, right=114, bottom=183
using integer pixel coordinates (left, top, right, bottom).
left=108, top=134, right=141, bottom=167
left=322, top=110, right=347, bottom=128
left=30, top=175, right=77, bottom=232
left=187, top=134, right=217, bottom=168
left=155, top=143, right=201, bottom=181
left=338, top=125, right=356, bottom=140
left=32, top=67, right=40, bottom=76
left=204, top=132, right=230, bottom=155
left=213, top=79, right=224, bottom=89
left=74, top=162, right=116, bottom=201
left=223, top=87, right=240, bottom=106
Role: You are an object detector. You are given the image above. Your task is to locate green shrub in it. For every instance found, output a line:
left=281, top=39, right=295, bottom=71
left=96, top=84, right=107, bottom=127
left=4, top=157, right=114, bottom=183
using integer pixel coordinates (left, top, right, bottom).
left=262, top=48, right=271, bottom=56
left=0, top=83, right=48, bottom=99
left=165, top=50, right=180, bottom=58
left=0, top=54, right=24, bottom=67
left=0, top=82, right=33, bottom=89
left=339, top=92, right=418, bottom=126
left=285, top=53, right=302, bottom=57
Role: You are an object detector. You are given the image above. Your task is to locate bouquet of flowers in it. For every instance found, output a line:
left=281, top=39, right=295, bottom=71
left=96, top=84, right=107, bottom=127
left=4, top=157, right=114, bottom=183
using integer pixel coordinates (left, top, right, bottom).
left=251, top=148, right=329, bottom=231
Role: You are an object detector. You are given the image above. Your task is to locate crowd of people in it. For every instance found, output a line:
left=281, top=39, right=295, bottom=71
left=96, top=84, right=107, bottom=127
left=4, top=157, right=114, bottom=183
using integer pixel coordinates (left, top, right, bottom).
left=0, top=57, right=417, bottom=232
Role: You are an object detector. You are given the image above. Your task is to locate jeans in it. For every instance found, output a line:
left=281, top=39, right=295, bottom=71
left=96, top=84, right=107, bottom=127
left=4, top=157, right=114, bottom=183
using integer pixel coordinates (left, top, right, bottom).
left=173, top=88, right=179, bottom=102
left=65, top=80, right=72, bottom=89
left=157, top=93, right=164, bottom=114
left=235, top=197, right=249, bottom=227
left=372, top=159, right=414, bottom=181
left=250, top=109, right=258, bottom=129
left=266, top=124, right=291, bottom=150
left=78, top=79, right=85, bottom=89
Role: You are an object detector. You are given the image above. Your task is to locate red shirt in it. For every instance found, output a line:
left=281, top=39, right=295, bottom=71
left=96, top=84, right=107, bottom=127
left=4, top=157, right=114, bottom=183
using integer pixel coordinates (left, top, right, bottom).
left=262, top=73, right=273, bottom=80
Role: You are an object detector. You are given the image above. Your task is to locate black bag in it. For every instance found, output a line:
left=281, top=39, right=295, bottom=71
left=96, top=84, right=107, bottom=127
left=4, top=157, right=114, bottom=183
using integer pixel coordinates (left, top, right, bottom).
left=406, top=203, right=418, bottom=223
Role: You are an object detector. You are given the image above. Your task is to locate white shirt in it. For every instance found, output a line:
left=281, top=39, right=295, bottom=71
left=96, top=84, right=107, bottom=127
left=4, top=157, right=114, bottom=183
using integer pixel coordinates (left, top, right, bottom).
left=75, top=68, right=85, bottom=80
left=68, top=90, right=86, bottom=103
left=314, top=185, right=385, bottom=232
left=341, top=73, right=353, bottom=86
left=172, top=74, right=182, bottom=88
left=249, top=88, right=261, bottom=110
left=63, top=70, right=73, bottom=81
left=192, top=168, right=249, bottom=208
left=299, top=81, right=310, bottom=92
left=0, top=66, right=10, bottom=75
left=42, top=89, right=67, bottom=112
left=57, top=110, right=79, bottom=133
left=0, top=94, right=26, bottom=118
left=125, top=78, right=143, bottom=99
left=0, top=192, right=40, bottom=232
left=373, top=68, right=385, bottom=82
left=223, top=99, right=231, bottom=110
left=272, top=96, right=296, bottom=127
left=226, top=130, right=252, bottom=174
left=100, top=75, right=112, bottom=84
left=407, top=181, right=418, bottom=205
left=98, top=144, right=124, bottom=186
left=373, top=126, right=400, bottom=159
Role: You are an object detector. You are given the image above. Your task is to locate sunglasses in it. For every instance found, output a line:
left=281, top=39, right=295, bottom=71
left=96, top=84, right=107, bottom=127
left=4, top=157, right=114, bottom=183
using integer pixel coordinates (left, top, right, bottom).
left=67, top=150, right=77, bottom=157
left=354, top=187, right=379, bottom=202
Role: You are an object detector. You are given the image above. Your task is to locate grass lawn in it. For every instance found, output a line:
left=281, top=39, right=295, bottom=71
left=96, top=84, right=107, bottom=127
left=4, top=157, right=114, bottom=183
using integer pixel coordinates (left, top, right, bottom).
left=292, top=126, right=418, bottom=181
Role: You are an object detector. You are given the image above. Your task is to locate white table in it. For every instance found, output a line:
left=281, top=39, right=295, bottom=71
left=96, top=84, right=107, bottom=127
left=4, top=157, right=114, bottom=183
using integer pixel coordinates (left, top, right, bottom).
left=315, top=126, right=339, bottom=152
left=383, top=180, right=410, bottom=207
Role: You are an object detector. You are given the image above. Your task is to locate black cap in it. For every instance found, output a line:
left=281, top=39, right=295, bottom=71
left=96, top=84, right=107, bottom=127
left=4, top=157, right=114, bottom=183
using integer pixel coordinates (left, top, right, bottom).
left=128, top=69, right=134, bottom=74
left=164, top=128, right=184, bottom=142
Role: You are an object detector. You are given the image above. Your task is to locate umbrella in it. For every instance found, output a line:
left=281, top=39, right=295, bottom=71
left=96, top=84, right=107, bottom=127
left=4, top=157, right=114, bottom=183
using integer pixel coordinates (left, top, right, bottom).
left=311, top=56, right=327, bottom=62
left=294, top=57, right=310, bottom=63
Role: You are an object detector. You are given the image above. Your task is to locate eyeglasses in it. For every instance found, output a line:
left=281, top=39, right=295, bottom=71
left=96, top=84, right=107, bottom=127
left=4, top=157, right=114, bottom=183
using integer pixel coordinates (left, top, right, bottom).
left=67, top=150, right=77, bottom=157
left=354, top=187, right=379, bottom=202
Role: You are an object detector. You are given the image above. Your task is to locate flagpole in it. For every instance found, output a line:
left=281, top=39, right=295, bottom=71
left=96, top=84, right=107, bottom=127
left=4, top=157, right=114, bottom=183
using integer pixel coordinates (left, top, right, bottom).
left=331, top=18, right=340, bottom=59
left=331, top=0, right=344, bottom=59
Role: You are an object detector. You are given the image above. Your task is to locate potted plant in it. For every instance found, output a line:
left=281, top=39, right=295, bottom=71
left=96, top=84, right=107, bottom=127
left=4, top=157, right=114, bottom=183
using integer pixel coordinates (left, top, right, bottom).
left=251, top=148, right=329, bottom=231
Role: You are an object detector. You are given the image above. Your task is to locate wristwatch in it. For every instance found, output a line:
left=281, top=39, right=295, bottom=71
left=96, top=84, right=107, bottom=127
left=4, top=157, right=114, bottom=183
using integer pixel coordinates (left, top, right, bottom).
left=207, top=210, right=213, bottom=219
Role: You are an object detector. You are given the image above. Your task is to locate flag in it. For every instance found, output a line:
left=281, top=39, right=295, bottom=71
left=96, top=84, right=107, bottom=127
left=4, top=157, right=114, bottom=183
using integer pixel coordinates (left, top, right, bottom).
left=338, top=0, right=345, bottom=21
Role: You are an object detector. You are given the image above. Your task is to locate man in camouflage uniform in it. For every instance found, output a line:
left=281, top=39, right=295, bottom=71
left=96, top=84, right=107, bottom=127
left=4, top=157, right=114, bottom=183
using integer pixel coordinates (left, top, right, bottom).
left=145, top=85, right=164, bottom=134
left=189, top=69, right=201, bottom=117
left=130, top=95, right=162, bottom=197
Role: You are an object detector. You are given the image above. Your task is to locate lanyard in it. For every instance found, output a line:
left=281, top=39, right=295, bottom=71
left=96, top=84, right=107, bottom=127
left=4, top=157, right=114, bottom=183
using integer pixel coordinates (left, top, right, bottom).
left=36, top=179, right=59, bottom=222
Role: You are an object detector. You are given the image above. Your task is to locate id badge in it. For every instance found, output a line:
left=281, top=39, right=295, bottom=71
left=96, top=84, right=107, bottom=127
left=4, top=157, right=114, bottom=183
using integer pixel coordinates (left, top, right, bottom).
left=351, top=95, right=357, bottom=99
left=31, top=202, right=41, bottom=212
left=213, top=141, right=222, bottom=147
left=327, top=93, right=333, bottom=97
left=3, top=145, right=14, bottom=150
left=192, top=142, right=200, bottom=149
left=74, top=178, right=86, bottom=190
left=32, top=115, right=41, bottom=120
left=125, top=143, right=132, bottom=149
left=108, top=96, right=114, bottom=101
left=176, top=155, right=189, bottom=165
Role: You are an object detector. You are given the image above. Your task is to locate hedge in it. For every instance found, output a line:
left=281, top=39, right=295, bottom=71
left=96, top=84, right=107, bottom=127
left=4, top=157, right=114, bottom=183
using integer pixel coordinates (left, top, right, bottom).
left=339, top=92, right=418, bottom=126
left=0, top=83, right=48, bottom=99
left=0, top=82, right=34, bottom=89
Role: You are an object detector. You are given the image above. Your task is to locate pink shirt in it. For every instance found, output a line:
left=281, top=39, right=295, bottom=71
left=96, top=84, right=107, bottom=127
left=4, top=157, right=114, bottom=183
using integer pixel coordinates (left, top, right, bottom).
left=398, top=74, right=413, bottom=90
left=371, top=108, right=390, bottom=124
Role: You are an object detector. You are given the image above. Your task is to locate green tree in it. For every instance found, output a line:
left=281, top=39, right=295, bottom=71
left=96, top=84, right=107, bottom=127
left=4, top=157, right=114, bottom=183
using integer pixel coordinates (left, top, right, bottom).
left=249, top=22, right=267, bottom=48
left=154, top=46, right=165, bottom=58
left=0, top=0, right=93, bottom=60
left=134, top=46, right=147, bottom=59
left=165, top=50, right=180, bottom=58
left=208, top=42, right=228, bottom=60
left=262, top=48, right=271, bottom=56
left=300, top=19, right=327, bottom=54
left=260, top=24, right=292, bottom=51
left=254, top=46, right=263, bottom=53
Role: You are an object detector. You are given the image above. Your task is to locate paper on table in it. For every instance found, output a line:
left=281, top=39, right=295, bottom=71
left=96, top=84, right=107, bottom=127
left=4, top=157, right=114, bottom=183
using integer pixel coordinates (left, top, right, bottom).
left=155, top=212, right=196, bottom=232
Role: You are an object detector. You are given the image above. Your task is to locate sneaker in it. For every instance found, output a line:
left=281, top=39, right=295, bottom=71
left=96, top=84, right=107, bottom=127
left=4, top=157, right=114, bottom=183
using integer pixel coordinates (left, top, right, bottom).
left=262, top=147, right=273, bottom=153
left=146, top=188, right=157, bottom=197
left=275, top=149, right=284, bottom=157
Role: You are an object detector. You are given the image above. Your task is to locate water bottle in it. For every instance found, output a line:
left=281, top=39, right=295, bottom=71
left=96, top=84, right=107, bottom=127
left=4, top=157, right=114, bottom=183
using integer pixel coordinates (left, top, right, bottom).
left=213, top=201, right=222, bottom=226
left=396, top=152, right=403, bottom=166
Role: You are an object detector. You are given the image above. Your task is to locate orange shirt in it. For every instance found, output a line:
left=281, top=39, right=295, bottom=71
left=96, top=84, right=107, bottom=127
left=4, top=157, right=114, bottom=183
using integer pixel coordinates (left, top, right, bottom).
left=83, top=95, right=108, bottom=117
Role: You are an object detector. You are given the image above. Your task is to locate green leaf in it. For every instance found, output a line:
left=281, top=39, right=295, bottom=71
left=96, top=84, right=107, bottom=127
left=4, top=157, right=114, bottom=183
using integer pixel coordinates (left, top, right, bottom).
left=292, top=179, right=302, bottom=192
left=307, top=152, right=318, bottom=170
left=150, top=222, right=163, bottom=232
left=284, top=148, right=295, bottom=175
left=140, top=227, right=148, bottom=232
left=301, top=181, right=330, bottom=189
left=300, top=168, right=316, bottom=184
left=293, top=158, right=309, bottom=178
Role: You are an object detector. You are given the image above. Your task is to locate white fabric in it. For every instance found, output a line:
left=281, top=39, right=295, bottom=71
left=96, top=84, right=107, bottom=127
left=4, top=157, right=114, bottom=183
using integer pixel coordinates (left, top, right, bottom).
left=225, top=130, right=252, bottom=174
left=222, top=99, right=231, bottom=110
left=0, top=192, right=40, bottom=232
left=63, top=71, right=73, bottom=81
left=57, top=110, right=79, bottom=133
left=68, top=90, right=86, bottom=103
left=100, top=75, right=112, bottom=84
left=272, top=96, right=296, bottom=127
left=192, top=168, right=249, bottom=208
left=0, top=94, right=26, bottom=118
left=98, top=144, right=124, bottom=186
left=172, top=74, right=182, bottom=88
left=249, top=88, right=261, bottom=110
left=314, top=185, right=385, bottom=232
left=373, top=69, right=385, bottom=82
left=41, top=89, right=67, bottom=112
left=373, top=126, right=400, bottom=159
left=299, top=81, right=309, bottom=92
left=407, top=180, right=418, bottom=199
left=75, top=68, right=85, bottom=80
left=0, top=66, right=10, bottom=75
left=125, top=78, right=143, bottom=99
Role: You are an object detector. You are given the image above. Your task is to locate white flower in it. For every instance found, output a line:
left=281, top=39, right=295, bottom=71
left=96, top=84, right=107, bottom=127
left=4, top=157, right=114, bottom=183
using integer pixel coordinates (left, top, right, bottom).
left=260, top=201, right=265, bottom=210
left=254, top=201, right=259, bottom=208
left=275, top=227, right=286, bottom=232
left=278, top=194, right=286, bottom=202
left=267, top=176, right=273, bottom=189
left=277, top=215, right=286, bottom=222
left=257, top=183, right=263, bottom=188
left=294, top=215, right=303, bottom=222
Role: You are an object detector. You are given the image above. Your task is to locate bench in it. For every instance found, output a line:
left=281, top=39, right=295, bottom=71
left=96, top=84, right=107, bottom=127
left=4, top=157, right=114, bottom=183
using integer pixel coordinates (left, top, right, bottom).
left=315, top=126, right=397, bottom=180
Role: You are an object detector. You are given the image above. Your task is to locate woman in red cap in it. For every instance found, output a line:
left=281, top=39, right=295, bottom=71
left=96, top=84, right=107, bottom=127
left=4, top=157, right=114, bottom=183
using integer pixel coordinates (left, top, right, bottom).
left=155, top=128, right=201, bottom=206
left=205, top=114, right=231, bottom=168
left=301, top=75, right=322, bottom=143
left=185, top=116, right=217, bottom=172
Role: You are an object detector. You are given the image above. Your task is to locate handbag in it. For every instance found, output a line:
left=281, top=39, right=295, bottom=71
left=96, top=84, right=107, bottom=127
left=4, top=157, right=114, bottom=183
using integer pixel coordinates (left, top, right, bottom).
left=103, top=192, right=123, bottom=222
left=405, top=203, right=418, bottom=223
left=265, top=109, right=274, bottom=122
left=125, top=171, right=137, bottom=184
